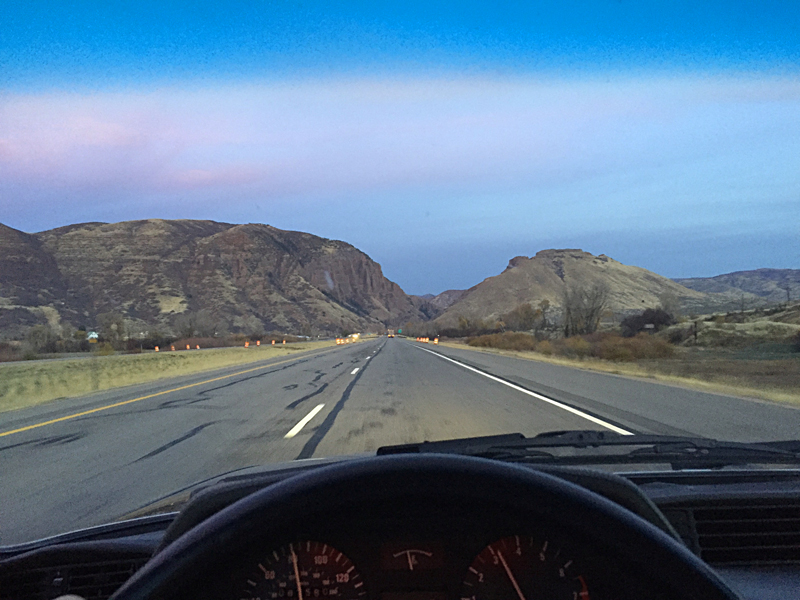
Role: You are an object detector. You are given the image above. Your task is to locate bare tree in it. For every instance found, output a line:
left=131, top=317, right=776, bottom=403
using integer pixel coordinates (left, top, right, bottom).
left=195, top=309, right=223, bottom=337
left=562, top=283, right=610, bottom=337
left=538, top=299, right=550, bottom=329
left=26, top=324, right=59, bottom=353
left=174, top=312, right=197, bottom=338
left=239, top=315, right=265, bottom=337
left=97, top=311, right=126, bottom=347
left=503, top=303, right=538, bottom=331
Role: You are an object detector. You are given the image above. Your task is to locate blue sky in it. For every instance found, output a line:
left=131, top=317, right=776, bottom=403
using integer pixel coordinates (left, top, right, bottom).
left=2, top=1, right=799, bottom=294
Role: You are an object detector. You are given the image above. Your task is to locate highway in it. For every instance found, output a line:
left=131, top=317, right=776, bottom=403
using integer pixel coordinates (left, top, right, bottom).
left=1, top=337, right=799, bottom=545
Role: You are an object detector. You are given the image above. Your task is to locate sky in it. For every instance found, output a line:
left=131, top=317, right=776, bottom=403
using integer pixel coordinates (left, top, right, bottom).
left=2, top=2, right=799, bottom=295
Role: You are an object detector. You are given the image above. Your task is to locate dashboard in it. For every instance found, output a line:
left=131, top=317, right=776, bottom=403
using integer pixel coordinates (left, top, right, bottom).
left=130, top=455, right=732, bottom=600
left=215, top=506, right=644, bottom=600
left=2, top=456, right=799, bottom=600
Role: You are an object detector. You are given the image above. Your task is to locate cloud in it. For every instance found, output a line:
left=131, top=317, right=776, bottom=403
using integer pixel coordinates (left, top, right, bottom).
left=1, top=73, right=798, bottom=234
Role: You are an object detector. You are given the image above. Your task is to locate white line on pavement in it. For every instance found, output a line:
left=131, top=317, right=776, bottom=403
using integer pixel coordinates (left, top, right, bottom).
left=351, top=367, right=360, bottom=374
left=284, top=404, right=326, bottom=439
left=414, top=346, right=632, bottom=435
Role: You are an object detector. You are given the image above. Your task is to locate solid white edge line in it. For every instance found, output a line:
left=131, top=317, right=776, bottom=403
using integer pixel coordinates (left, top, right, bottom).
left=351, top=367, right=360, bottom=374
left=284, top=403, right=326, bottom=439
left=415, top=346, right=633, bottom=435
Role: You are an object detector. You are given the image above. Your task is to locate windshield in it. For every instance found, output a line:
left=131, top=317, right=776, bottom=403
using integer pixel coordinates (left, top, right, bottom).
left=1, top=1, right=799, bottom=546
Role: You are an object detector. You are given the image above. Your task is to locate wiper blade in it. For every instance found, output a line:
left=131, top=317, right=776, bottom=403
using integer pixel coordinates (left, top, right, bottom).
left=377, top=433, right=528, bottom=455
left=377, top=431, right=800, bottom=469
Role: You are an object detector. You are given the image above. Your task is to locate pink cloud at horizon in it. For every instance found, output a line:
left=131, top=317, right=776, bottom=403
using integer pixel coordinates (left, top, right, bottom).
left=1, top=74, right=799, bottom=206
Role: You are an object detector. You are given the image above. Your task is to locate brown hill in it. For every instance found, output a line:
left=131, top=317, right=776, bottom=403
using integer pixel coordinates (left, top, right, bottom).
left=1, top=219, right=429, bottom=337
left=435, top=249, right=713, bottom=327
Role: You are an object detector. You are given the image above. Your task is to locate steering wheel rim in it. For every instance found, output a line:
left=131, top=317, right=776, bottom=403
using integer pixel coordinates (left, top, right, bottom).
left=111, top=454, right=740, bottom=600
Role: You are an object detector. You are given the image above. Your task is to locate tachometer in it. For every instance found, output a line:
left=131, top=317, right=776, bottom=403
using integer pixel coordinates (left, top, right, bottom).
left=238, top=541, right=366, bottom=600
left=460, top=535, right=590, bottom=600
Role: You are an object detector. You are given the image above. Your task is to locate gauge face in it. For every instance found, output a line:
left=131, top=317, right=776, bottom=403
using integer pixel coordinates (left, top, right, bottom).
left=460, top=535, right=590, bottom=600
left=239, top=541, right=366, bottom=600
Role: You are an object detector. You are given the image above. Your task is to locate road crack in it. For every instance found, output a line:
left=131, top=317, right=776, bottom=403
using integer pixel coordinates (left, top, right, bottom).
left=295, top=343, right=385, bottom=459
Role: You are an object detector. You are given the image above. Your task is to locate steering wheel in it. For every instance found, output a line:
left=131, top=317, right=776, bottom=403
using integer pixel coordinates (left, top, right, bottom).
left=111, top=454, right=740, bottom=600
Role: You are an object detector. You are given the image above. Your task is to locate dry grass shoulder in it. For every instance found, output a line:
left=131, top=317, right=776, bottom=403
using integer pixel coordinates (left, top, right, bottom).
left=436, top=340, right=800, bottom=406
left=0, top=341, right=336, bottom=414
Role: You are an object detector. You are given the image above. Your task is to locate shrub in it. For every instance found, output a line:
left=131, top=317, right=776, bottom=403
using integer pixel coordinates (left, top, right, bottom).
left=26, top=324, right=60, bottom=353
left=627, top=333, right=675, bottom=359
left=173, top=336, right=231, bottom=349
left=564, top=336, right=591, bottom=358
left=593, top=333, right=674, bottom=361
left=466, top=331, right=675, bottom=363
left=0, top=342, right=22, bottom=362
left=594, top=337, right=636, bottom=362
left=792, top=331, right=800, bottom=353
left=467, top=332, right=537, bottom=351
left=94, top=342, right=115, bottom=356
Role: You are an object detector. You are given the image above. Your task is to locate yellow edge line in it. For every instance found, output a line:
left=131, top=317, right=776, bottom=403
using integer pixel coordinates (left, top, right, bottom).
left=0, top=351, right=328, bottom=439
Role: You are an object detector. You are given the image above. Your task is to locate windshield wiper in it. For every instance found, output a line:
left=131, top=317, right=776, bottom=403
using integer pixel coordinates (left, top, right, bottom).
left=377, top=431, right=800, bottom=470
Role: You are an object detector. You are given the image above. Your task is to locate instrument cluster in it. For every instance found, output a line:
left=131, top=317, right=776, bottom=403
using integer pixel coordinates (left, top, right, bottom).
left=233, top=534, right=598, bottom=600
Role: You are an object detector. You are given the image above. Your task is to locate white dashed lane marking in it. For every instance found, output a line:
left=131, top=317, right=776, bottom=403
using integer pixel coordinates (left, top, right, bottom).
left=285, top=404, right=326, bottom=439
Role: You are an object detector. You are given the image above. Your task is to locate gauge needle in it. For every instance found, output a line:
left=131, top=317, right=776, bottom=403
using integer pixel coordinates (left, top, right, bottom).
left=496, top=550, right=527, bottom=600
left=290, top=546, right=304, bottom=600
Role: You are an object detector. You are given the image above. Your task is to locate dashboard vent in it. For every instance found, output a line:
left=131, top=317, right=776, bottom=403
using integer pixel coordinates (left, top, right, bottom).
left=690, top=501, right=800, bottom=565
left=0, top=558, right=146, bottom=600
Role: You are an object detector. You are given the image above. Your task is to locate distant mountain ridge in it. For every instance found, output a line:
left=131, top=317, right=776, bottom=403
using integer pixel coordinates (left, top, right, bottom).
left=2, top=219, right=794, bottom=340
left=675, top=269, right=800, bottom=306
left=0, top=219, right=434, bottom=338
left=411, top=289, right=467, bottom=311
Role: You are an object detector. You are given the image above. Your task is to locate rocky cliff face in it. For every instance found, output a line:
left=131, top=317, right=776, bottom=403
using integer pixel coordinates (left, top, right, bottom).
left=0, top=224, right=73, bottom=337
left=1, top=219, right=429, bottom=336
left=0, top=224, right=68, bottom=308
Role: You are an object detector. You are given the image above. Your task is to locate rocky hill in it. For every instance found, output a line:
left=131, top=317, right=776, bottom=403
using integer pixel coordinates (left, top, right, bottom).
left=0, top=220, right=432, bottom=337
left=434, top=249, right=719, bottom=327
left=428, top=289, right=467, bottom=311
left=675, top=269, right=800, bottom=306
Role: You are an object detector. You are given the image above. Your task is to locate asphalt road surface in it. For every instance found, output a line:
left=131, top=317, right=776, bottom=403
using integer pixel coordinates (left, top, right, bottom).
left=1, top=338, right=799, bottom=545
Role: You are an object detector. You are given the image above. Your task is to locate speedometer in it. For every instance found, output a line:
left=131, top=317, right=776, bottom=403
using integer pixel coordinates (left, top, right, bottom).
left=460, top=535, right=590, bottom=600
left=238, top=541, right=366, bottom=600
